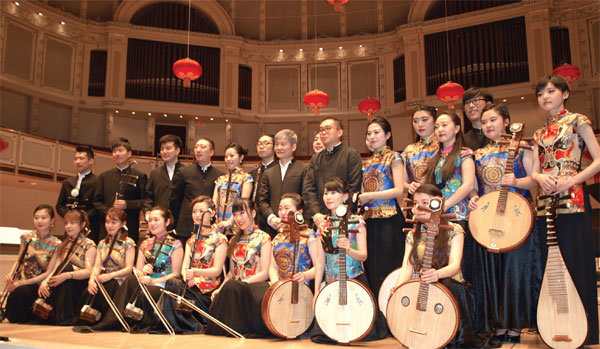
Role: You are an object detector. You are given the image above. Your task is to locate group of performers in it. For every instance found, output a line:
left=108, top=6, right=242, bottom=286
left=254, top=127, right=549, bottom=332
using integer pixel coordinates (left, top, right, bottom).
left=2, top=74, right=599, bottom=347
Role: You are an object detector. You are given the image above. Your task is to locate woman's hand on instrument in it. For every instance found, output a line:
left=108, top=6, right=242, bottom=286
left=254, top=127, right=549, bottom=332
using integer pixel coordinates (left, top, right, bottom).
left=211, top=288, right=220, bottom=301
left=113, top=199, right=127, bottom=209
left=468, top=195, right=480, bottom=211
left=7, top=280, right=19, bottom=292
left=357, top=193, right=373, bottom=205
left=4, top=274, right=13, bottom=285
left=420, top=268, right=439, bottom=284
left=553, top=177, right=575, bottom=195
left=337, top=237, right=351, bottom=250
left=185, top=268, right=195, bottom=281
left=269, top=217, right=282, bottom=231
left=98, top=273, right=112, bottom=283
left=407, top=182, right=421, bottom=195
left=142, top=264, right=153, bottom=275
left=187, top=278, right=196, bottom=288
left=313, top=213, right=327, bottom=228
left=500, top=173, right=516, bottom=187
left=48, top=273, right=68, bottom=287
left=535, top=173, right=558, bottom=193
left=87, top=281, right=98, bottom=295
left=139, top=276, right=153, bottom=285
left=38, top=281, right=50, bottom=298
left=292, top=272, right=306, bottom=283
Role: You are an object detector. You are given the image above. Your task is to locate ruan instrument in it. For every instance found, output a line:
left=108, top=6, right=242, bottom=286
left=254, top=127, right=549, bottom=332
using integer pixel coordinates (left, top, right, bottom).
left=84, top=260, right=131, bottom=332
left=0, top=239, right=31, bottom=321
left=386, top=197, right=459, bottom=349
left=536, top=194, right=587, bottom=349
left=377, top=267, right=401, bottom=318
left=162, top=289, right=245, bottom=339
left=262, top=211, right=314, bottom=339
left=131, top=268, right=175, bottom=335
left=469, top=123, right=534, bottom=252
left=80, top=232, right=120, bottom=323
left=175, top=209, right=213, bottom=313
left=314, top=205, right=376, bottom=344
left=32, top=226, right=91, bottom=319
left=124, top=235, right=170, bottom=321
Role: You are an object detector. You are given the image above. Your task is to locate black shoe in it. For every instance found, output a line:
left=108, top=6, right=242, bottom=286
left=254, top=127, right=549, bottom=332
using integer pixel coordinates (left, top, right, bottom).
left=505, top=334, right=520, bottom=343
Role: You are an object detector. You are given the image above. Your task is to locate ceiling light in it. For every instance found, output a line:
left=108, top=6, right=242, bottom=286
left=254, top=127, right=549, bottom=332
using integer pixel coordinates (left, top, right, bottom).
left=38, top=12, right=43, bottom=16
left=164, top=114, right=167, bottom=118
left=195, top=116, right=198, bottom=120
left=115, top=110, right=119, bottom=113
left=520, top=96, right=525, bottom=100
left=60, top=21, right=65, bottom=25
left=179, top=115, right=183, bottom=118
left=15, top=2, right=20, bottom=6
left=279, top=49, right=284, bottom=53
left=359, top=44, right=363, bottom=48
left=339, top=46, right=343, bottom=50
left=225, top=119, right=229, bottom=122
left=502, top=99, right=507, bottom=102
left=210, top=117, right=214, bottom=121
left=131, top=111, right=135, bottom=115
left=319, top=47, right=323, bottom=51
left=299, top=49, right=303, bottom=52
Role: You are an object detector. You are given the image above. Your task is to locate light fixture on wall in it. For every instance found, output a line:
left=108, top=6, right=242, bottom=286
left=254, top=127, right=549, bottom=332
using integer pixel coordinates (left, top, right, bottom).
left=172, top=0, right=202, bottom=88
left=435, top=0, right=464, bottom=109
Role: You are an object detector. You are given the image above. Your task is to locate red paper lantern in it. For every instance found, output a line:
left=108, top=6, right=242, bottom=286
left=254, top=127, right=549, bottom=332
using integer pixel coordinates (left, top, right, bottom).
left=358, top=98, right=381, bottom=121
left=552, top=63, right=581, bottom=83
left=325, top=0, right=349, bottom=12
left=436, top=81, right=464, bottom=109
left=172, top=58, right=202, bottom=88
left=304, top=89, right=329, bottom=115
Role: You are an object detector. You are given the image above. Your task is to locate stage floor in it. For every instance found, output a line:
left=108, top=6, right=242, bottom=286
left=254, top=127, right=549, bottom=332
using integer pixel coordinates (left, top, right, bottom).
left=0, top=323, right=579, bottom=348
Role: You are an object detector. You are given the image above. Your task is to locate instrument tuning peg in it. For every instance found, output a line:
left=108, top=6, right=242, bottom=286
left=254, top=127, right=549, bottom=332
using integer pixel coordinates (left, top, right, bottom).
left=402, top=228, right=413, bottom=233
left=440, top=213, right=457, bottom=219
left=403, top=198, right=414, bottom=203
left=559, top=193, right=574, bottom=201
left=538, top=194, right=552, bottom=200
left=406, top=219, right=416, bottom=225
left=500, top=133, right=512, bottom=138
left=557, top=203, right=571, bottom=209
left=497, top=140, right=510, bottom=146
left=439, top=224, right=454, bottom=231
left=520, top=145, right=533, bottom=150
left=400, top=206, right=412, bottom=212
left=536, top=206, right=545, bottom=211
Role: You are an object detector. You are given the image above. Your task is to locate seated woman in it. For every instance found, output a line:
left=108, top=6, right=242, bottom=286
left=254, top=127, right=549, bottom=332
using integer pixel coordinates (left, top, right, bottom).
left=37, top=209, right=96, bottom=325
left=163, top=196, right=227, bottom=332
left=93, top=206, right=182, bottom=332
left=394, top=184, right=478, bottom=347
left=4, top=204, right=62, bottom=323
left=206, top=198, right=271, bottom=337
left=78, top=208, right=135, bottom=324
left=311, top=177, right=387, bottom=343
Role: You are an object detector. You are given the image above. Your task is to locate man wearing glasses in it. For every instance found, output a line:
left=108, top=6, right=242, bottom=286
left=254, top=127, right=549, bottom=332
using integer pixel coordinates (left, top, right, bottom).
left=303, top=117, right=362, bottom=228
left=250, top=134, right=277, bottom=231
left=462, top=87, right=494, bottom=151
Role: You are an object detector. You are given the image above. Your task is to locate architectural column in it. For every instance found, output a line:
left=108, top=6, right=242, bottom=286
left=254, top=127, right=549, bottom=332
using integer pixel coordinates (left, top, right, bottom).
left=402, top=28, right=426, bottom=104
left=147, top=116, right=155, bottom=153
left=222, top=46, right=240, bottom=111
left=79, top=0, right=88, bottom=19
left=28, top=97, right=40, bottom=135
left=300, top=121, right=308, bottom=155
left=340, top=7, right=347, bottom=37
left=259, top=0, right=266, bottom=41
left=70, top=105, right=79, bottom=142
left=105, top=111, right=114, bottom=147
left=33, top=32, right=44, bottom=87
left=301, top=0, right=308, bottom=40
left=225, top=122, right=232, bottom=144
left=525, top=9, right=553, bottom=83
left=105, top=32, right=127, bottom=102
left=341, top=119, right=349, bottom=146
left=376, top=0, right=384, bottom=33
left=187, top=120, right=196, bottom=155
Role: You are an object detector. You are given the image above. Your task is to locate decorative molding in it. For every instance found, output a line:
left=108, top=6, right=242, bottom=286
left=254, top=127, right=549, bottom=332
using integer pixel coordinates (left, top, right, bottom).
left=259, top=0, right=266, bottom=41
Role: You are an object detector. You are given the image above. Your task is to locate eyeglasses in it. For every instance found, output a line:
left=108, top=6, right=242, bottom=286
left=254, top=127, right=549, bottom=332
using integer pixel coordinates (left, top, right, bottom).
left=465, top=97, right=486, bottom=105
left=257, top=141, right=273, bottom=147
left=319, top=126, right=335, bottom=133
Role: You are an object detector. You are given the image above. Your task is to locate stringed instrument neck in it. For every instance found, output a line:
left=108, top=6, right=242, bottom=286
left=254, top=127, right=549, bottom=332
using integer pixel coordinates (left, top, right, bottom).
left=496, top=125, right=525, bottom=214
left=290, top=238, right=301, bottom=304
left=416, top=229, right=436, bottom=312
left=544, top=198, right=569, bottom=313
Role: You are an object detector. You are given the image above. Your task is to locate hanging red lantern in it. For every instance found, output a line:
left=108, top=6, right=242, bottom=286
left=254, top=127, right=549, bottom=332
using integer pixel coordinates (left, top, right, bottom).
left=172, top=58, right=202, bottom=88
left=324, top=0, right=349, bottom=12
left=358, top=98, right=381, bottom=121
left=304, top=89, right=329, bottom=115
left=552, top=63, right=581, bottom=83
left=436, top=81, right=464, bottom=109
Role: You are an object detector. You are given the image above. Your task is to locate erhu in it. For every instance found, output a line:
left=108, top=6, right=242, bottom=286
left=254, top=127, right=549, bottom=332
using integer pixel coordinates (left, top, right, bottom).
left=174, top=209, right=213, bottom=313
left=85, top=260, right=131, bottom=332
left=123, top=235, right=170, bottom=321
left=0, top=239, right=31, bottom=321
left=80, top=231, right=121, bottom=323
left=32, top=226, right=91, bottom=319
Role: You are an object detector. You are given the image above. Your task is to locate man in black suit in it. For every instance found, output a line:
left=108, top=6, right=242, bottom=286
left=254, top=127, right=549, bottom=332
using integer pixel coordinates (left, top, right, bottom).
left=94, top=138, right=147, bottom=242
left=462, top=87, right=493, bottom=151
left=249, top=134, right=277, bottom=231
left=170, top=138, right=223, bottom=244
left=143, top=134, right=183, bottom=214
left=258, top=129, right=307, bottom=237
left=56, top=146, right=100, bottom=242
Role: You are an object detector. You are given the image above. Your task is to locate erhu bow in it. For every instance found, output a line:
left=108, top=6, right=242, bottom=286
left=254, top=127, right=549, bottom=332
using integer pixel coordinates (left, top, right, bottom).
left=0, top=239, right=31, bottom=321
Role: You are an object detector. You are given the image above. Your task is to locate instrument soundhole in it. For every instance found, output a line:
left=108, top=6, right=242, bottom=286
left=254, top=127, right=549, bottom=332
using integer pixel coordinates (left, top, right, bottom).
left=401, top=296, right=410, bottom=307
left=434, top=303, right=443, bottom=314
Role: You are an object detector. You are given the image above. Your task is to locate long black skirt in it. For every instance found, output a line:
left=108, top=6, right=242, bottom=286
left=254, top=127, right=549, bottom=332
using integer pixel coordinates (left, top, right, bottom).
left=6, top=283, right=39, bottom=323
left=440, top=278, right=479, bottom=348
left=364, top=214, right=407, bottom=304
left=309, top=273, right=388, bottom=343
left=35, top=278, right=88, bottom=325
left=162, top=278, right=211, bottom=333
left=92, top=274, right=166, bottom=333
left=205, top=280, right=272, bottom=337
left=75, top=279, right=120, bottom=325
left=537, top=210, right=599, bottom=345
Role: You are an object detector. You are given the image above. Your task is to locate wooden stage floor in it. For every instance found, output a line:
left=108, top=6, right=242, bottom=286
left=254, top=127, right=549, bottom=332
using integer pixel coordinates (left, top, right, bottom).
left=1, top=322, right=588, bottom=348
